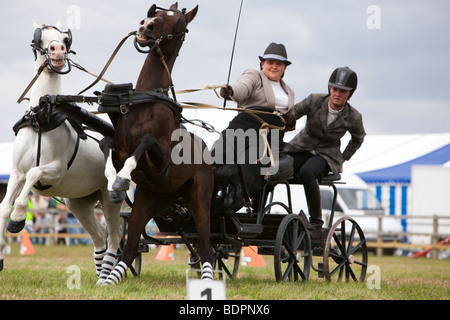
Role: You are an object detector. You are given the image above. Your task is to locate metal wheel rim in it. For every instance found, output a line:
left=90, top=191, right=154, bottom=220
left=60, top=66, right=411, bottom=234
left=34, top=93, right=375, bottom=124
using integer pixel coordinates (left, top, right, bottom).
left=323, top=216, right=368, bottom=282
left=274, top=215, right=312, bottom=283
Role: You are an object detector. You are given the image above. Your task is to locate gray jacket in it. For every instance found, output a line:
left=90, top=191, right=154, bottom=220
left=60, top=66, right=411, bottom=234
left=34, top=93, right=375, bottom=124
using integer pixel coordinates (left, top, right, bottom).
left=284, top=94, right=366, bottom=174
left=230, top=69, right=295, bottom=114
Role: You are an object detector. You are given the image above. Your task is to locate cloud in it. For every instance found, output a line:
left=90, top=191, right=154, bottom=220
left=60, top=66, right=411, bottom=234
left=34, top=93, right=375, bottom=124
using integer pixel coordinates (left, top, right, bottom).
left=0, top=0, right=449, bottom=144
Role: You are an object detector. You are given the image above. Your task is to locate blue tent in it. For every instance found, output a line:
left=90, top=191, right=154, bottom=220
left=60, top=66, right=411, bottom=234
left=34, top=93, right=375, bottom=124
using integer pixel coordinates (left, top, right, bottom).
left=356, top=143, right=450, bottom=184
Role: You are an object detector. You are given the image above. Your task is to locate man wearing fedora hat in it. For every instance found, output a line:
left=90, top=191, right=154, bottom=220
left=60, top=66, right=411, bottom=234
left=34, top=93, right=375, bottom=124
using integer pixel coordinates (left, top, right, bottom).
left=284, top=67, right=366, bottom=238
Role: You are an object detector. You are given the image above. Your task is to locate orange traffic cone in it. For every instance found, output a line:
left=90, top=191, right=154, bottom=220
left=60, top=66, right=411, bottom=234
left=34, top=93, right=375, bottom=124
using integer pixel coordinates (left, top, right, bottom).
left=242, top=246, right=265, bottom=267
left=156, top=244, right=174, bottom=261
left=20, top=229, right=35, bottom=255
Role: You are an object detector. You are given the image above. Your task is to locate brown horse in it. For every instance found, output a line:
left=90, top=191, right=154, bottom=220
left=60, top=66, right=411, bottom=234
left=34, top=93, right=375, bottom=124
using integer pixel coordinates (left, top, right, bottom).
left=101, top=3, right=214, bottom=285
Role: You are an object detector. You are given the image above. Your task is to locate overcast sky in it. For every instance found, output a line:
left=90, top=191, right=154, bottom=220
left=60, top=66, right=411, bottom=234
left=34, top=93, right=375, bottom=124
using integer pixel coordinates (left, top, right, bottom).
left=0, top=0, right=449, bottom=144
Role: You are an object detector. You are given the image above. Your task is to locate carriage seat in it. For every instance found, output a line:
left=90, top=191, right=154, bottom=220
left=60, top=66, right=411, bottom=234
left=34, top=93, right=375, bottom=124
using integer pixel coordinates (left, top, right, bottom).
left=265, top=154, right=341, bottom=186
left=320, top=172, right=341, bottom=184
left=288, top=172, right=341, bottom=185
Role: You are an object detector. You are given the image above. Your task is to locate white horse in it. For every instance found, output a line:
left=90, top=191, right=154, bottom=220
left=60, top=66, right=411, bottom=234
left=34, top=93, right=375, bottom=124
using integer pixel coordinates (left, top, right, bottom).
left=0, top=22, right=122, bottom=284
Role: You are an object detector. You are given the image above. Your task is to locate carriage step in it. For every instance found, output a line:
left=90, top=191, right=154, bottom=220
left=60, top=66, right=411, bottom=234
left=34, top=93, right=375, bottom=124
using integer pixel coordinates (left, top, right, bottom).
left=228, top=215, right=264, bottom=236
left=318, top=262, right=324, bottom=278
left=258, top=246, right=274, bottom=255
left=235, top=223, right=264, bottom=236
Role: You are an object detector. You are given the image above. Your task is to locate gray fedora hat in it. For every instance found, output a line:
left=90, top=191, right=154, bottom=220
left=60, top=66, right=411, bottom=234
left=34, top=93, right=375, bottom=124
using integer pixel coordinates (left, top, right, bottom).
left=259, top=42, right=292, bottom=66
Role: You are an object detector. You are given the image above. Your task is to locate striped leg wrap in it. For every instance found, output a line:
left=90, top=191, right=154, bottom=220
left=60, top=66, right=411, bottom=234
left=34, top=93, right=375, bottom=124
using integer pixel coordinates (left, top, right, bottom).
left=97, top=249, right=118, bottom=284
left=93, top=247, right=107, bottom=277
left=201, top=262, right=214, bottom=280
left=103, top=261, right=127, bottom=286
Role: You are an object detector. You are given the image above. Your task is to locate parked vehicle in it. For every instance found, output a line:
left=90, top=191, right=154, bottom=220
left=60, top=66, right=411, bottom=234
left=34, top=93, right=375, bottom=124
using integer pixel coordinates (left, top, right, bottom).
left=272, top=173, right=404, bottom=243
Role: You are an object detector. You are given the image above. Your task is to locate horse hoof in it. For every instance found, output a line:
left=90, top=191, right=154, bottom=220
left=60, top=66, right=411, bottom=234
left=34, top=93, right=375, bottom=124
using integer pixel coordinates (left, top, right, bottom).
left=0, top=259, right=3, bottom=271
left=112, top=176, right=130, bottom=191
left=101, top=279, right=115, bottom=286
left=7, top=220, right=26, bottom=233
left=109, top=190, right=125, bottom=203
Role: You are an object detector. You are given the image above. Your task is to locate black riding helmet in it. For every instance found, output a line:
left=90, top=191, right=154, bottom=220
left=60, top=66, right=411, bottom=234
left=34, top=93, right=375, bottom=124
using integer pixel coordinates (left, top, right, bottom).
left=328, top=66, right=358, bottom=98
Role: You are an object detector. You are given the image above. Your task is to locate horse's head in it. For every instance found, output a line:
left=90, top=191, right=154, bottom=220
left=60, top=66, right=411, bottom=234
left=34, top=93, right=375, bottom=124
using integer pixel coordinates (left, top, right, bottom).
left=31, top=21, right=73, bottom=74
left=135, top=3, right=198, bottom=53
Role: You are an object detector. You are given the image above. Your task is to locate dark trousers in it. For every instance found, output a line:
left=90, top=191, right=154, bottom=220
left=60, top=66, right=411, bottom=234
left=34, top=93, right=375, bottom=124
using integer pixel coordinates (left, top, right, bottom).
left=289, top=151, right=329, bottom=229
left=291, top=151, right=329, bottom=183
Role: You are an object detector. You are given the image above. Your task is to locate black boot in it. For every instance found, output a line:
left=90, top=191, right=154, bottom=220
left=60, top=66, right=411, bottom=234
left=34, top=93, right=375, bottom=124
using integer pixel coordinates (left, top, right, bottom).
left=303, top=179, right=323, bottom=234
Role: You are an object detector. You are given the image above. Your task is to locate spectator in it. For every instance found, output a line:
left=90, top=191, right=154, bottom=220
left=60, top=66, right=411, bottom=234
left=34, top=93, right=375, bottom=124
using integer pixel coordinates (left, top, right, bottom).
left=56, top=209, right=67, bottom=245
left=34, top=210, right=52, bottom=245
left=30, top=193, right=49, bottom=244
left=65, top=211, right=79, bottom=246
left=25, top=193, right=34, bottom=236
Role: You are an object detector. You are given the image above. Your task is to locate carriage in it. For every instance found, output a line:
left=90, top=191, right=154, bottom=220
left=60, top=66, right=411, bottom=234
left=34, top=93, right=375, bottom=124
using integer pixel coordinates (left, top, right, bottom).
left=122, top=171, right=369, bottom=283
left=41, top=94, right=369, bottom=284
left=38, top=69, right=368, bottom=282
left=4, top=3, right=367, bottom=285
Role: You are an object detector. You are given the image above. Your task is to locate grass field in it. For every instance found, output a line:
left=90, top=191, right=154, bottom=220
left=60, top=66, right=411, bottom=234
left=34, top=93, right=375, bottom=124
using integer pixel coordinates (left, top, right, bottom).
left=0, top=243, right=449, bottom=300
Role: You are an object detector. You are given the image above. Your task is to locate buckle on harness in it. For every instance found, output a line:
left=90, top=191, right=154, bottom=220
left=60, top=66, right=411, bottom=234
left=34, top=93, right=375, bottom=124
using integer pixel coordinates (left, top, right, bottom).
left=120, top=104, right=128, bottom=114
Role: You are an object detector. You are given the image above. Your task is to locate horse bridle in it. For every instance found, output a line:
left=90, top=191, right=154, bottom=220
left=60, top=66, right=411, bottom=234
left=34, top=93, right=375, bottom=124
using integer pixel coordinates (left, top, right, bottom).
left=78, top=6, right=189, bottom=97
left=133, top=6, right=188, bottom=54
left=133, top=6, right=190, bottom=103
left=31, top=25, right=74, bottom=75
left=18, top=26, right=74, bottom=103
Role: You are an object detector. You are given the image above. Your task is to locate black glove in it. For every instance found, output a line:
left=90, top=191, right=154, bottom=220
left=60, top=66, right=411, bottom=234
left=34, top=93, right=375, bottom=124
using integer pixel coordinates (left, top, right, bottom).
left=283, top=111, right=296, bottom=131
left=220, top=85, right=233, bottom=99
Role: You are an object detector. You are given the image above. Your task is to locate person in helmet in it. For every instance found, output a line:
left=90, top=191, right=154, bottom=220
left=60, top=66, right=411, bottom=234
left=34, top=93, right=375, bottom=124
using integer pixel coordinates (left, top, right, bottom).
left=284, top=67, right=366, bottom=237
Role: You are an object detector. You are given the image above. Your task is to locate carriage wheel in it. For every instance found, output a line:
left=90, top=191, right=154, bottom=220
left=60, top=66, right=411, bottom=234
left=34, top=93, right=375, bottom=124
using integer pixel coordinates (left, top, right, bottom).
left=274, top=215, right=311, bottom=282
left=323, top=216, right=368, bottom=282
left=212, top=243, right=241, bottom=279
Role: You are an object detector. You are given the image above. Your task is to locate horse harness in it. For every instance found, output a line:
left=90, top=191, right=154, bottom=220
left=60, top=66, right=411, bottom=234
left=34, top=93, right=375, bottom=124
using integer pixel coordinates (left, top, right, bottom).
left=31, top=24, right=74, bottom=75
left=135, top=6, right=191, bottom=103
left=31, top=25, right=73, bottom=60
left=75, top=5, right=190, bottom=153
left=18, top=26, right=74, bottom=104
left=13, top=105, right=87, bottom=191
left=96, top=83, right=183, bottom=155
left=78, top=5, right=189, bottom=97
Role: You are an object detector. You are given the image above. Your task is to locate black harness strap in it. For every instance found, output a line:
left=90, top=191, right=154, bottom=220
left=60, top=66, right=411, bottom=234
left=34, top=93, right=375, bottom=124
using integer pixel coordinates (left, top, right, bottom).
left=117, top=92, right=134, bottom=151
left=78, top=31, right=137, bottom=95
left=66, top=133, right=81, bottom=170
left=13, top=107, right=86, bottom=191
left=95, top=84, right=183, bottom=153
left=33, top=131, right=81, bottom=191
left=96, top=85, right=182, bottom=118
